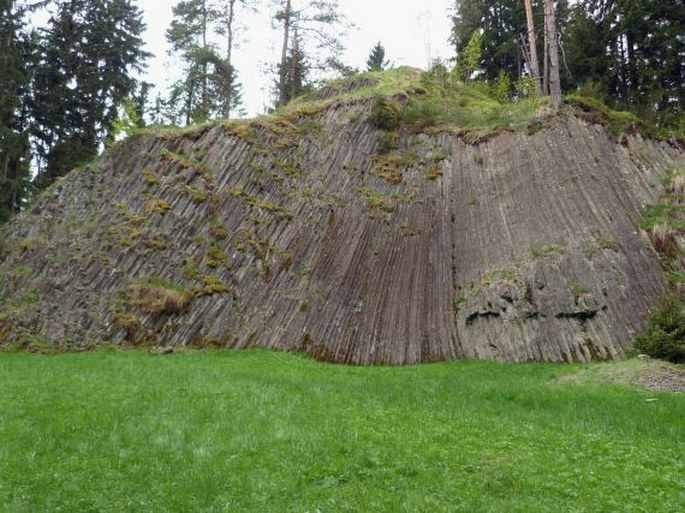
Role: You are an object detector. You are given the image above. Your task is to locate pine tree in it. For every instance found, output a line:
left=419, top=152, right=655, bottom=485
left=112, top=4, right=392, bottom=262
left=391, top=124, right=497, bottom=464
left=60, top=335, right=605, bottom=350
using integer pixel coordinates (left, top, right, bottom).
left=276, top=29, right=311, bottom=105
left=167, top=0, right=215, bottom=124
left=208, top=55, right=242, bottom=119
left=276, top=0, right=293, bottom=108
left=167, top=0, right=244, bottom=123
left=214, top=0, right=252, bottom=117
left=273, top=0, right=346, bottom=108
left=366, top=41, right=388, bottom=72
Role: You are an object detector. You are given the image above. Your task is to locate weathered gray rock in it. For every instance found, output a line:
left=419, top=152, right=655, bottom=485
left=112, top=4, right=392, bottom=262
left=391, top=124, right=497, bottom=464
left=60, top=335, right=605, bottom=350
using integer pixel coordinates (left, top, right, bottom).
left=0, top=98, right=683, bottom=363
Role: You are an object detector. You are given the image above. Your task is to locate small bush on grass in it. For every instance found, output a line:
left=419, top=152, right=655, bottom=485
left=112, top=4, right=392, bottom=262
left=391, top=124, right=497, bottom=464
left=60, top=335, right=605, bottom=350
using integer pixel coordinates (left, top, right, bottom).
left=634, top=294, right=685, bottom=363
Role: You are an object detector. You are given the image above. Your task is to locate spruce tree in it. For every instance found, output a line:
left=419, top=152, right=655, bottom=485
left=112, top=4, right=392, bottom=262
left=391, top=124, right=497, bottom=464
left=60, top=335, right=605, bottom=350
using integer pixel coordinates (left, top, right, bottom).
left=32, top=0, right=149, bottom=188
left=563, top=0, right=682, bottom=123
left=450, top=0, right=525, bottom=82
left=0, top=0, right=32, bottom=223
left=366, top=41, right=388, bottom=72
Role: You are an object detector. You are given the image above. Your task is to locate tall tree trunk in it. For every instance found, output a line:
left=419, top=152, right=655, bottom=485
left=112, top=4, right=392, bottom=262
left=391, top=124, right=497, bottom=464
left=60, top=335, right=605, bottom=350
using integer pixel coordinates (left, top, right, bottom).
left=201, top=0, right=208, bottom=115
left=226, top=0, right=235, bottom=65
left=618, top=35, right=630, bottom=107
left=278, top=0, right=292, bottom=108
left=290, top=29, right=299, bottom=102
left=544, top=0, right=562, bottom=109
left=524, top=0, right=542, bottom=95
left=185, top=77, right=193, bottom=126
left=542, top=21, right=549, bottom=95
left=224, top=0, right=237, bottom=117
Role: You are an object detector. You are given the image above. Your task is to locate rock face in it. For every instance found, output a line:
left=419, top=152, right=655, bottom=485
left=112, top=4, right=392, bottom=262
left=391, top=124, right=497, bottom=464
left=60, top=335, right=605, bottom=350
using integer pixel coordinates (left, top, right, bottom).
left=0, top=91, right=683, bottom=363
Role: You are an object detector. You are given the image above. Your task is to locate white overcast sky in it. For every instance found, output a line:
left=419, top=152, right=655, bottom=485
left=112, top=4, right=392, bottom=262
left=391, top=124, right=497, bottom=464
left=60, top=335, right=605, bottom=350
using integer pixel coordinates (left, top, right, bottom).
left=139, top=0, right=455, bottom=117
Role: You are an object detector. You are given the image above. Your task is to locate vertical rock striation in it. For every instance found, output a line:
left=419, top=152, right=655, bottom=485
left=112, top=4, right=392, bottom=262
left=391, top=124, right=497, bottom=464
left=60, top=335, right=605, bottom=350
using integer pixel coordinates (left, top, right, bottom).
left=0, top=95, right=682, bottom=363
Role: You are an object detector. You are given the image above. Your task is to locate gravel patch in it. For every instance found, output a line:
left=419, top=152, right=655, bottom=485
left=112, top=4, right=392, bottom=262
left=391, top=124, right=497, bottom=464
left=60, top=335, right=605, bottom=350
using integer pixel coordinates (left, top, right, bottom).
left=635, top=358, right=685, bottom=392
left=553, top=356, right=684, bottom=392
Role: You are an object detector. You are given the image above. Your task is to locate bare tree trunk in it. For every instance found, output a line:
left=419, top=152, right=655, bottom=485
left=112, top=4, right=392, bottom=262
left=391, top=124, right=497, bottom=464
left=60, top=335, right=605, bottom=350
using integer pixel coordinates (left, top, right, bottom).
left=224, top=0, right=237, bottom=117
left=201, top=0, right=209, bottom=115
left=226, top=0, right=235, bottom=65
left=543, top=21, right=549, bottom=95
left=545, top=0, right=562, bottom=109
left=524, top=0, right=542, bottom=95
left=625, top=33, right=637, bottom=107
left=290, top=28, right=299, bottom=102
left=278, top=0, right=292, bottom=108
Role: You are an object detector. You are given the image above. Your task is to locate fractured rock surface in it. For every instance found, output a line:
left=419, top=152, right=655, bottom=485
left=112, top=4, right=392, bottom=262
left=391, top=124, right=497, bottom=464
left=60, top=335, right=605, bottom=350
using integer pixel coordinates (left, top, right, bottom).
left=0, top=101, right=683, bottom=363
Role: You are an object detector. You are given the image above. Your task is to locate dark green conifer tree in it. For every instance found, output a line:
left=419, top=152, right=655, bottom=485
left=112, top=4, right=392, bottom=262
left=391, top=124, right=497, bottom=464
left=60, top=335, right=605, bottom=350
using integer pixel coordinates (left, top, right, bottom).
left=32, top=0, right=149, bottom=188
left=450, top=0, right=525, bottom=81
left=366, top=41, right=389, bottom=72
left=565, top=0, right=683, bottom=123
left=0, top=0, right=33, bottom=223
left=276, top=29, right=312, bottom=106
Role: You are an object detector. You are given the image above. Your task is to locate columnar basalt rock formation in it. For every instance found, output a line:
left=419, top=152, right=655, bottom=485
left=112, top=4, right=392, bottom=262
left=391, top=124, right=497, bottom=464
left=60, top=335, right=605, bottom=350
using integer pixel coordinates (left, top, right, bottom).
left=1, top=74, right=683, bottom=363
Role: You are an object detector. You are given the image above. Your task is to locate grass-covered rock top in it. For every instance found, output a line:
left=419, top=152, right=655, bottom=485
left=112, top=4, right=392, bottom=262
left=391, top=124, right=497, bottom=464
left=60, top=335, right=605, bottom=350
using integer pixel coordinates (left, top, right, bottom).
left=134, top=67, right=683, bottom=146
left=291, top=67, right=548, bottom=138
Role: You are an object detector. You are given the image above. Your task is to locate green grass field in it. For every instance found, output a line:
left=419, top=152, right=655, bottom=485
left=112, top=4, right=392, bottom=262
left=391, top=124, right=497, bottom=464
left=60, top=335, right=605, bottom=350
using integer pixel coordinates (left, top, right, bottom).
left=0, top=350, right=683, bottom=512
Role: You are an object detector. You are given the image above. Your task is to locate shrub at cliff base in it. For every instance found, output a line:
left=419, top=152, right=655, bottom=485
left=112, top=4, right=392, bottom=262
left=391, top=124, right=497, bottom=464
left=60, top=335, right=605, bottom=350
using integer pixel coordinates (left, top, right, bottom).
left=634, top=294, right=685, bottom=363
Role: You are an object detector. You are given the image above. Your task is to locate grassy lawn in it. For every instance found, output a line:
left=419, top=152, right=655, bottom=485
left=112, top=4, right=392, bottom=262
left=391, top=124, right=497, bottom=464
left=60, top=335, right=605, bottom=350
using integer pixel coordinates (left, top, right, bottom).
left=0, top=350, right=683, bottom=512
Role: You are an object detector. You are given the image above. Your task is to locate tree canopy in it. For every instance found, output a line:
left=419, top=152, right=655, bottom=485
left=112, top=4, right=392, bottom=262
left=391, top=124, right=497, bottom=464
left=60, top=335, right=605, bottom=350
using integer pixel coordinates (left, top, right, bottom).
left=0, top=0, right=33, bottom=224
left=0, top=0, right=681, bottom=226
left=32, top=0, right=150, bottom=187
left=450, top=0, right=682, bottom=122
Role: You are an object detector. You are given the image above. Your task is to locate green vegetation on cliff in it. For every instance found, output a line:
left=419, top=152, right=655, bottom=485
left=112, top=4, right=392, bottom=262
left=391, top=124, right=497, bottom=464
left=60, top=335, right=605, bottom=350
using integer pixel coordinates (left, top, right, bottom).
left=140, top=67, right=682, bottom=146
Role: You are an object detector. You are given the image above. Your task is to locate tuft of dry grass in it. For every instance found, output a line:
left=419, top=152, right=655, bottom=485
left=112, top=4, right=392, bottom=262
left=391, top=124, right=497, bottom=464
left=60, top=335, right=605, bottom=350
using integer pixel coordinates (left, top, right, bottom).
left=666, top=173, right=685, bottom=196
left=126, top=281, right=193, bottom=318
left=649, top=223, right=679, bottom=258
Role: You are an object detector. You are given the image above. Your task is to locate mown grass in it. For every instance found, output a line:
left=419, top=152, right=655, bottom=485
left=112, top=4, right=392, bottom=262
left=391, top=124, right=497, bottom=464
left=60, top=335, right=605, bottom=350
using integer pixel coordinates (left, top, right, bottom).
left=1, top=350, right=683, bottom=512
